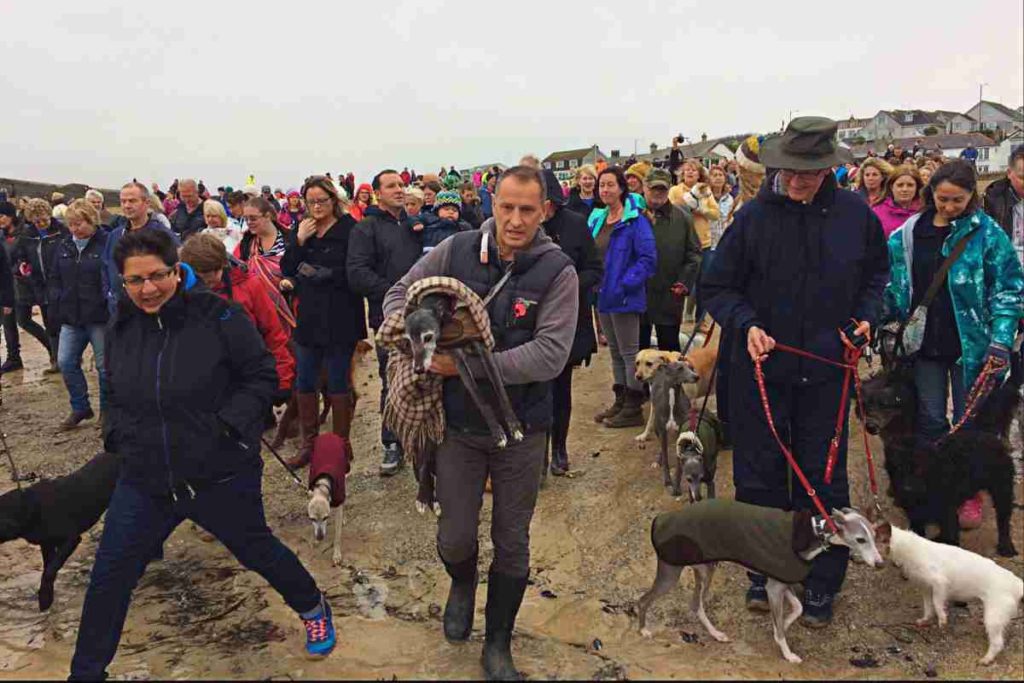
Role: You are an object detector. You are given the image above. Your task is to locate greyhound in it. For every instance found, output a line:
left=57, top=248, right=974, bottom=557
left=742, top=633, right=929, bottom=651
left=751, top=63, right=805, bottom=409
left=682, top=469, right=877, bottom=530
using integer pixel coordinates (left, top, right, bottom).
left=404, top=292, right=524, bottom=449
left=633, top=352, right=699, bottom=495
left=305, top=434, right=348, bottom=566
left=637, top=502, right=884, bottom=663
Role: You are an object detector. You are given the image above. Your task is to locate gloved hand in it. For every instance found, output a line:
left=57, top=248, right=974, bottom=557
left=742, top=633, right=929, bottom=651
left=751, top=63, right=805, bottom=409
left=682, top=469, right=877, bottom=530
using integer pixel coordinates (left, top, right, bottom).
left=985, top=343, right=1011, bottom=368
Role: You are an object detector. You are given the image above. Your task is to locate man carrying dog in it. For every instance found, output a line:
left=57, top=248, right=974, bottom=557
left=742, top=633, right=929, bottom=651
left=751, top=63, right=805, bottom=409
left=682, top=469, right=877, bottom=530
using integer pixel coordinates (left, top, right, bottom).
left=383, top=166, right=578, bottom=680
left=702, top=117, right=889, bottom=627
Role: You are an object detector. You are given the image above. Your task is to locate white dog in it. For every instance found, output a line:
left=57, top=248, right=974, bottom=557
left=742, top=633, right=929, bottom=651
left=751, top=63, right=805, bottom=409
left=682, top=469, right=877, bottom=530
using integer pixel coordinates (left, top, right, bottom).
left=876, top=521, right=1024, bottom=665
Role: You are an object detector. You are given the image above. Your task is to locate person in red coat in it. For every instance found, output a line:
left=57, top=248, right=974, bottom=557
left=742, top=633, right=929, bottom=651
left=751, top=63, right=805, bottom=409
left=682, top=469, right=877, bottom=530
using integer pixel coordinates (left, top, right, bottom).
left=180, top=233, right=295, bottom=397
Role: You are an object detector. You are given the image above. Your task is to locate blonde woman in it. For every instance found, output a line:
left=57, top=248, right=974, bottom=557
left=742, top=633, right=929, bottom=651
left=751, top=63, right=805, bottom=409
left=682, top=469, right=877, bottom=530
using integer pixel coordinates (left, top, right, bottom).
left=854, top=157, right=893, bottom=207
left=201, top=199, right=244, bottom=253
left=11, top=198, right=66, bottom=373
left=146, top=194, right=173, bottom=230
left=566, top=164, right=600, bottom=217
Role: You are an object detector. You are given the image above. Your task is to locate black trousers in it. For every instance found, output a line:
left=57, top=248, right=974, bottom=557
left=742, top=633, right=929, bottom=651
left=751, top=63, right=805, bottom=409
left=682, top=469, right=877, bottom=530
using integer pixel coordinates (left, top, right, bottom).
left=551, top=364, right=573, bottom=452
left=6, top=304, right=55, bottom=360
left=730, top=362, right=851, bottom=595
left=639, top=320, right=681, bottom=352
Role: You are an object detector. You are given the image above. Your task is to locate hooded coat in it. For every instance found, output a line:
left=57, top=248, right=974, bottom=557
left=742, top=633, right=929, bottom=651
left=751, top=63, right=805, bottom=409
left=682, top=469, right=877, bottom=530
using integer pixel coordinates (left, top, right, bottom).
left=885, top=208, right=1024, bottom=391
left=587, top=199, right=658, bottom=314
left=347, top=205, right=420, bottom=329
left=702, top=172, right=890, bottom=386
left=873, top=197, right=921, bottom=238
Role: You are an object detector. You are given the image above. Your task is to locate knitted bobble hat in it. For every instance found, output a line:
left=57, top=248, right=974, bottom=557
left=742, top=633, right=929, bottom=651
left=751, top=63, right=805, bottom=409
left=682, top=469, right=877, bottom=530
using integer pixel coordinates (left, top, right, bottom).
left=735, top=135, right=766, bottom=174
left=433, top=190, right=461, bottom=214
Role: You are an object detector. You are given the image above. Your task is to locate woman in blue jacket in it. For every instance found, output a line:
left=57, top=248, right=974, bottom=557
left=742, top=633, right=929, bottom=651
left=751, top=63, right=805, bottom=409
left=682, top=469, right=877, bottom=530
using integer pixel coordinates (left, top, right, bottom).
left=884, top=160, right=1024, bottom=528
left=588, top=166, right=657, bottom=428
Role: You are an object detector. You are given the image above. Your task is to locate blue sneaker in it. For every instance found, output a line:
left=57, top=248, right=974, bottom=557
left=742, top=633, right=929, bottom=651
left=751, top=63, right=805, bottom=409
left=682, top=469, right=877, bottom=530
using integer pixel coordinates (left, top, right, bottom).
left=302, top=599, right=336, bottom=658
left=800, top=589, right=834, bottom=628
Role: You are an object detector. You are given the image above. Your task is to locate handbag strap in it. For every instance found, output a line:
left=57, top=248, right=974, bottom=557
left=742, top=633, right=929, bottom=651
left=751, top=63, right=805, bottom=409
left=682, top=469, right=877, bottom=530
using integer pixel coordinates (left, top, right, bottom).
left=896, top=226, right=979, bottom=344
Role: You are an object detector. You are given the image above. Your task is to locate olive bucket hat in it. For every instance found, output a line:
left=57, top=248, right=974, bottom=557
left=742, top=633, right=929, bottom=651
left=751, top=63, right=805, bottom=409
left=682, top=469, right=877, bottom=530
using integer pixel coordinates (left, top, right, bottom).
left=759, top=116, right=853, bottom=170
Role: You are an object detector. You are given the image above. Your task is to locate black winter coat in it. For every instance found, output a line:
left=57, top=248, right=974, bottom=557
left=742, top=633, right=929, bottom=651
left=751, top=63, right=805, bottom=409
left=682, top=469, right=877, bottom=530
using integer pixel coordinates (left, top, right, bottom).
left=170, top=203, right=207, bottom=240
left=702, top=173, right=889, bottom=386
left=281, top=216, right=367, bottom=348
left=645, top=202, right=702, bottom=326
left=462, top=203, right=484, bottom=230
left=104, top=288, right=277, bottom=496
left=544, top=206, right=603, bottom=365
left=983, top=177, right=1020, bottom=239
left=565, top=188, right=602, bottom=218
left=347, top=206, right=421, bottom=329
left=47, top=231, right=110, bottom=327
left=11, top=219, right=68, bottom=305
left=0, top=232, right=15, bottom=309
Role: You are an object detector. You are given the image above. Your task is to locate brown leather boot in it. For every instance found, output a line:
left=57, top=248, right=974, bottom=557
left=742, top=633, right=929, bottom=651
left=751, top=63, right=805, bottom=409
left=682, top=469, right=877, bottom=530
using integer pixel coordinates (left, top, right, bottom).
left=270, top=395, right=299, bottom=449
left=285, top=393, right=319, bottom=470
left=329, top=394, right=355, bottom=458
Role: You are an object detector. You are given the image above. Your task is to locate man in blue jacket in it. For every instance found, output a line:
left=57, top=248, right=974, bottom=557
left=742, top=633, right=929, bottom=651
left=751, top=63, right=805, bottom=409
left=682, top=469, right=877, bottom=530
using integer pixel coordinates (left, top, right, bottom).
left=702, top=117, right=889, bottom=627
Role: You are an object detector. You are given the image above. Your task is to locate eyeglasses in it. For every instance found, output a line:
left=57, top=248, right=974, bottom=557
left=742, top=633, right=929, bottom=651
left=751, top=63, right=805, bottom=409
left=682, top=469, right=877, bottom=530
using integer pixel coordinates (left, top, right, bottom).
left=780, top=168, right=827, bottom=179
left=307, top=198, right=333, bottom=207
left=123, top=267, right=176, bottom=289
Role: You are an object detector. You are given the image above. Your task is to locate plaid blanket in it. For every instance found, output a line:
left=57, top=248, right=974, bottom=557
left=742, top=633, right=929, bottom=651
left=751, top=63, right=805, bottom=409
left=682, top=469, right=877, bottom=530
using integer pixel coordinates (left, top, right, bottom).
left=375, top=276, right=495, bottom=459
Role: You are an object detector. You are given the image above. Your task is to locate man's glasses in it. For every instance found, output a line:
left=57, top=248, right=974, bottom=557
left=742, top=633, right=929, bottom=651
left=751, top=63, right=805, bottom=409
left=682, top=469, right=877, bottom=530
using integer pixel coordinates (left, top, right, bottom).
left=123, top=267, right=176, bottom=289
left=780, top=168, right=827, bottom=179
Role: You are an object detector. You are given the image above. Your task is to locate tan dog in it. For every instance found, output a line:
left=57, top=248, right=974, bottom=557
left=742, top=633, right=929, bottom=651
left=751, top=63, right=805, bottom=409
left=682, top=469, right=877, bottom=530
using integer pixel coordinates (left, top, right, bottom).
left=634, top=349, right=685, bottom=448
left=682, top=325, right=720, bottom=401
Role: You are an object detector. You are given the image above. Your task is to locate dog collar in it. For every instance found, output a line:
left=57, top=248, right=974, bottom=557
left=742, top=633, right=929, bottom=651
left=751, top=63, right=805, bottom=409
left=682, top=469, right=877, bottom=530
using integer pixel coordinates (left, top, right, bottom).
left=811, top=515, right=832, bottom=549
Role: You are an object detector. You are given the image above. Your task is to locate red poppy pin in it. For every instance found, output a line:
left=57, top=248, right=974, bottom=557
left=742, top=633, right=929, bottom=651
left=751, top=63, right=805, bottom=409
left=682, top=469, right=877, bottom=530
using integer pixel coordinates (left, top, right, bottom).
left=512, top=298, right=530, bottom=319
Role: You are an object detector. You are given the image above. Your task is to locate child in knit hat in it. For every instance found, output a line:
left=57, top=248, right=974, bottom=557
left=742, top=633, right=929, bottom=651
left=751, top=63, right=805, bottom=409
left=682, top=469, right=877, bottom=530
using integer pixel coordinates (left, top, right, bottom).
left=418, top=190, right=471, bottom=254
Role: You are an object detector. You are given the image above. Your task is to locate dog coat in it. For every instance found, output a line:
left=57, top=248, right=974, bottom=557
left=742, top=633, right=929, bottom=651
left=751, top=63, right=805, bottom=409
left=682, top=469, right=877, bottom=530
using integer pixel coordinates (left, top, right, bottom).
left=308, top=434, right=350, bottom=508
left=651, top=499, right=816, bottom=584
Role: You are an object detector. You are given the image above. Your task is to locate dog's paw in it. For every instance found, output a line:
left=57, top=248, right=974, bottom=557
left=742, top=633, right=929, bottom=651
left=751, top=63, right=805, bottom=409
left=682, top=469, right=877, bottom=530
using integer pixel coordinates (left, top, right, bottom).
left=914, top=617, right=933, bottom=627
left=979, top=654, right=996, bottom=666
left=432, top=501, right=442, bottom=517
left=332, top=548, right=343, bottom=566
left=783, top=652, right=802, bottom=664
left=708, top=628, right=730, bottom=643
left=415, top=500, right=427, bottom=515
left=649, top=461, right=660, bottom=469
left=511, top=430, right=524, bottom=443
left=495, top=435, right=508, bottom=449
left=639, top=627, right=652, bottom=639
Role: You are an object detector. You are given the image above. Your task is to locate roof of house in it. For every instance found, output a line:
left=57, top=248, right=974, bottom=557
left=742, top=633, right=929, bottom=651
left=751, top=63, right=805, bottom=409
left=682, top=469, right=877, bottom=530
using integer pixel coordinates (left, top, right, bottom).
left=838, top=116, right=872, bottom=128
left=849, top=132, right=996, bottom=158
left=542, top=147, right=601, bottom=163
left=877, top=109, right=948, bottom=126
left=975, top=100, right=1024, bottom=120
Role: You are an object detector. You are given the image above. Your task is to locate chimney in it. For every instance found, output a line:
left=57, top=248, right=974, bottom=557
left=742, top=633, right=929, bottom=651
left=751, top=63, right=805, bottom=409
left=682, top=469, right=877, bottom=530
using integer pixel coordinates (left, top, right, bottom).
left=701, top=132, right=708, bottom=142
left=649, top=142, right=658, bottom=154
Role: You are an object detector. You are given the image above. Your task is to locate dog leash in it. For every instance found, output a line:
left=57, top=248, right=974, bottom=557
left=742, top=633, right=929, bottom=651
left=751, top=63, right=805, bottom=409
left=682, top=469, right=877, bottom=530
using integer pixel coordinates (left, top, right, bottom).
left=946, top=355, right=1008, bottom=437
left=260, top=436, right=308, bottom=489
left=0, top=426, right=24, bottom=490
left=752, top=325, right=883, bottom=532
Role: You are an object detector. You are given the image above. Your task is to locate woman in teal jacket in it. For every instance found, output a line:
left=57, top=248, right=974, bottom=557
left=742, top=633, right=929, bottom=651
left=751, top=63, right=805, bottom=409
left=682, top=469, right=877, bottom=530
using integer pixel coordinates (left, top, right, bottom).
left=885, top=160, right=1024, bottom=453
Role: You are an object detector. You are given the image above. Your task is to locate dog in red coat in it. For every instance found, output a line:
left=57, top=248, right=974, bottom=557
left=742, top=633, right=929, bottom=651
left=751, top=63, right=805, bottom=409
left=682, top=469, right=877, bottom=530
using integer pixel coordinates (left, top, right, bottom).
left=307, top=433, right=350, bottom=566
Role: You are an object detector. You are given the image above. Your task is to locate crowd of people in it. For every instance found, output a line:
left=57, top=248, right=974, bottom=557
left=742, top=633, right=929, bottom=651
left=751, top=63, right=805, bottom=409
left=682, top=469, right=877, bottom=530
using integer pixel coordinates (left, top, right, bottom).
left=0, top=115, right=1022, bottom=680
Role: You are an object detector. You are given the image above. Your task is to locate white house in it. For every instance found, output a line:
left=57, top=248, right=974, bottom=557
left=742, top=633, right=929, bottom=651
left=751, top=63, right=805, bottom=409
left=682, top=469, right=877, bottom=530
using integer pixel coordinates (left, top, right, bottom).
left=992, top=129, right=1023, bottom=170
left=542, top=145, right=606, bottom=183
left=837, top=116, right=871, bottom=142
left=859, top=109, right=974, bottom=142
left=964, top=100, right=1024, bottom=137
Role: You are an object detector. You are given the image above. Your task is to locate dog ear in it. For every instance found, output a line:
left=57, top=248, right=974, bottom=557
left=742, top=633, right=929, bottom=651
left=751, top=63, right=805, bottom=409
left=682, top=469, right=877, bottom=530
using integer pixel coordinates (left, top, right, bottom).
left=873, top=520, right=892, bottom=543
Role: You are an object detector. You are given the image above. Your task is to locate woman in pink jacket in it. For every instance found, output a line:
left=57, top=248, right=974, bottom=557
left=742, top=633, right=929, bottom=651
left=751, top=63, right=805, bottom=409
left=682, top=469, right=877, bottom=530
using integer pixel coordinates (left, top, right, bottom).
left=872, top=164, right=924, bottom=238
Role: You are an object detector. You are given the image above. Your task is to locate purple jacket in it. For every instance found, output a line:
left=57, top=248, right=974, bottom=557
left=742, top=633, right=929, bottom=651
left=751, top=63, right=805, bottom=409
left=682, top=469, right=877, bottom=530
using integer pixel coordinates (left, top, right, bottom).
left=873, top=197, right=921, bottom=239
left=588, top=200, right=657, bottom=314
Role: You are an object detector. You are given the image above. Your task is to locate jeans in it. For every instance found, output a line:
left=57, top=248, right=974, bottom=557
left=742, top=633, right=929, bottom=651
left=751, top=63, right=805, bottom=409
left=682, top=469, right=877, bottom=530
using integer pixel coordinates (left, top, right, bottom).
left=435, top=432, right=545, bottom=578
left=913, top=357, right=966, bottom=445
left=640, top=321, right=681, bottom=352
left=598, top=312, right=642, bottom=391
left=69, top=468, right=321, bottom=680
left=376, top=345, right=398, bottom=449
left=58, top=324, right=109, bottom=412
left=730, top=369, right=851, bottom=596
left=294, top=342, right=352, bottom=394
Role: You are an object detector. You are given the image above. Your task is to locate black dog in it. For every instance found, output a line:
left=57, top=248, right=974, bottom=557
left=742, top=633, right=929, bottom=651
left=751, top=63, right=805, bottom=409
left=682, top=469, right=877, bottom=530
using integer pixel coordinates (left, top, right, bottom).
left=0, top=452, right=121, bottom=610
left=859, top=365, right=1018, bottom=557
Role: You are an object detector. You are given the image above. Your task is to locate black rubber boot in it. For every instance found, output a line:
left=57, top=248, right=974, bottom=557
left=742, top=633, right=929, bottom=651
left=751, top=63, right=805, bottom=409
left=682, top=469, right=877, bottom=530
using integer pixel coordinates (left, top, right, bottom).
left=441, top=550, right=479, bottom=642
left=593, top=384, right=624, bottom=423
left=481, top=570, right=528, bottom=681
left=550, top=445, right=569, bottom=476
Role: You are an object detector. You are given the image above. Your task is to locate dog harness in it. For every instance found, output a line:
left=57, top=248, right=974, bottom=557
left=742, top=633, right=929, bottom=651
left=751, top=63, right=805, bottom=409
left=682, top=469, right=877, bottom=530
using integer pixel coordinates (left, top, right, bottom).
left=651, top=499, right=816, bottom=584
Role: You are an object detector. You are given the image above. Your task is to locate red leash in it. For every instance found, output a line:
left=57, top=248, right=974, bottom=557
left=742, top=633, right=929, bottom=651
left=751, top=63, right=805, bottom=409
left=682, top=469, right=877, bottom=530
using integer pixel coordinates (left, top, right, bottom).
left=752, top=327, right=880, bottom=534
left=947, top=355, right=1008, bottom=437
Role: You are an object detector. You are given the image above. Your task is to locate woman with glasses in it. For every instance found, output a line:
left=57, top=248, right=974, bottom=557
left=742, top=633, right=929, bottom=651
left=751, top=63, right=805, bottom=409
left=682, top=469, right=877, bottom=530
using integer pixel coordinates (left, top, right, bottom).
left=280, top=176, right=366, bottom=469
left=69, top=229, right=336, bottom=680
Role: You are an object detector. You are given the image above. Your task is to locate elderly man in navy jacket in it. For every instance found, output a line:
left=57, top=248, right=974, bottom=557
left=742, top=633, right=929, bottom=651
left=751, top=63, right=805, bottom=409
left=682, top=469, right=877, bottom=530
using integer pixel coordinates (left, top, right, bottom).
left=702, top=117, right=889, bottom=627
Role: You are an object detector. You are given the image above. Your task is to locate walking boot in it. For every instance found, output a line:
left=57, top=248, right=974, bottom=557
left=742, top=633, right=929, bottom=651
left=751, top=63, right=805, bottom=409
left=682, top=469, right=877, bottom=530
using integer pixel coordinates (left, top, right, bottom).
left=603, top=388, right=645, bottom=428
left=329, top=393, right=354, bottom=439
left=442, top=550, right=479, bottom=642
left=481, top=570, right=528, bottom=681
left=549, top=445, right=569, bottom=476
left=285, top=393, right=319, bottom=470
left=593, top=384, right=624, bottom=423
left=43, top=359, right=60, bottom=375
left=270, top=396, right=299, bottom=449
left=0, top=356, right=23, bottom=373
left=58, top=408, right=95, bottom=431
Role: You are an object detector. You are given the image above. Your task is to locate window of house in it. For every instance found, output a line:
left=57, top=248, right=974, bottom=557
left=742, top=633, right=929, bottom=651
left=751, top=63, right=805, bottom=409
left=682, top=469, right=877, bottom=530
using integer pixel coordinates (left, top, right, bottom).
left=569, top=159, right=578, bottom=169
left=556, top=160, right=565, bottom=169
left=543, top=162, right=551, bottom=170
left=980, top=148, right=989, bottom=160
left=903, top=113, right=914, bottom=123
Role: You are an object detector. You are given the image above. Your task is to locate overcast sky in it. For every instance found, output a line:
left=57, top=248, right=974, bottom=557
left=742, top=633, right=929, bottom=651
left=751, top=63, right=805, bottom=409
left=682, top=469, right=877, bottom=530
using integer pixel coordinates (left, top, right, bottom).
left=1, top=0, right=1021, bottom=191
